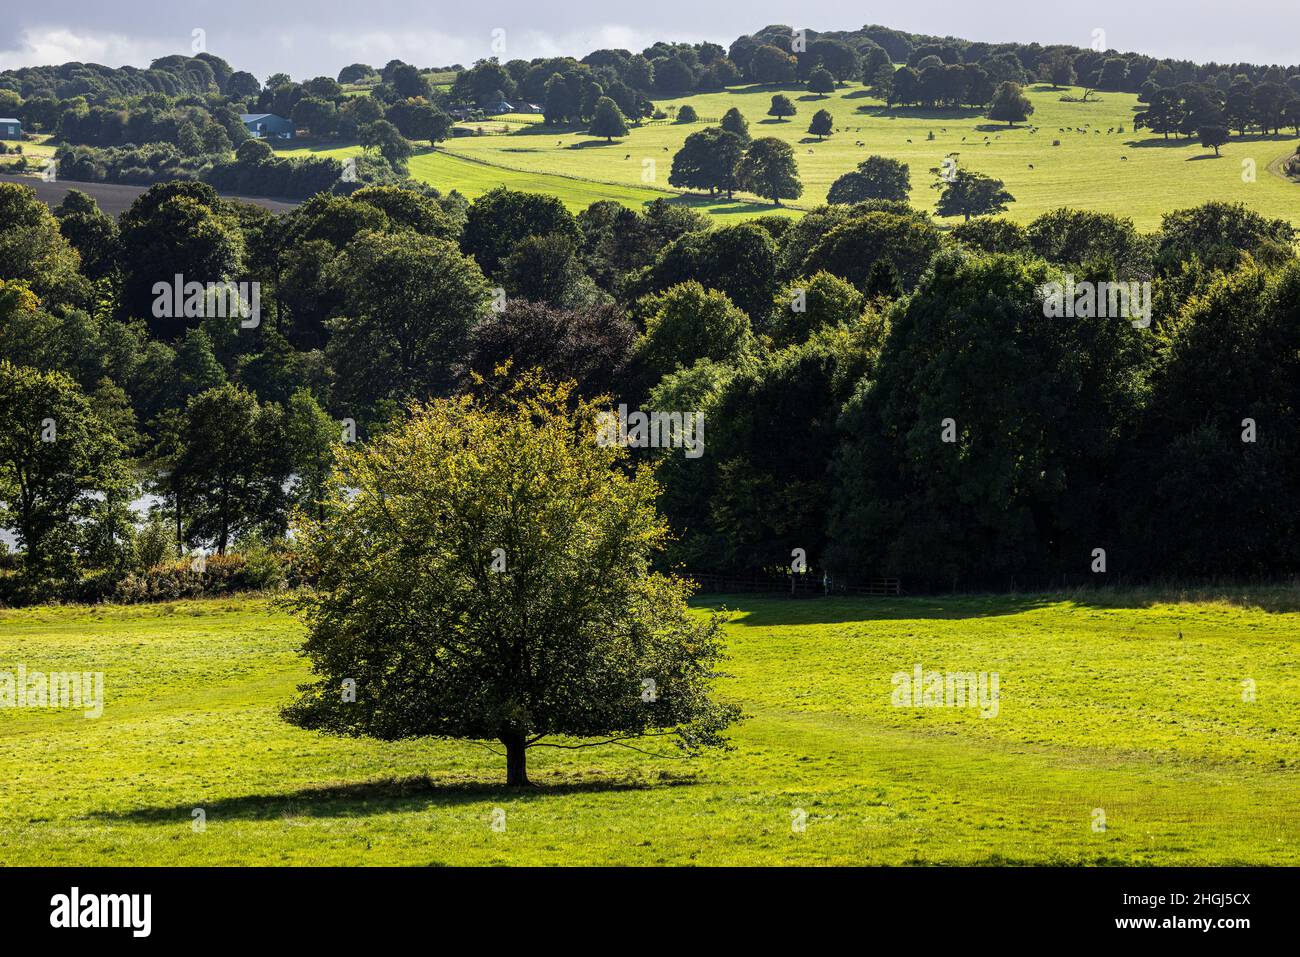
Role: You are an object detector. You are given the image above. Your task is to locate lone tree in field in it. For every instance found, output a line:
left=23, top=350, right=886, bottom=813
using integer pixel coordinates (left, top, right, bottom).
left=738, top=136, right=803, bottom=205
left=932, top=168, right=1015, bottom=221
left=1199, top=124, right=1229, bottom=156
left=808, top=108, right=834, bottom=140
left=282, top=374, right=740, bottom=786
left=589, top=96, right=629, bottom=142
left=987, top=81, right=1034, bottom=126
left=767, top=94, right=797, bottom=121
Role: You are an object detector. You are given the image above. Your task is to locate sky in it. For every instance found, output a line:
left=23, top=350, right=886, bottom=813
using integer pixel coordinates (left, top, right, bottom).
left=0, top=1, right=1296, bottom=81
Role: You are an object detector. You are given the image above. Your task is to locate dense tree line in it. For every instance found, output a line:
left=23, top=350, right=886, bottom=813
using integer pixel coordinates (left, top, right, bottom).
left=52, top=140, right=406, bottom=198
left=2, top=164, right=1297, bottom=603
left=1136, top=78, right=1300, bottom=141
left=729, top=22, right=1300, bottom=100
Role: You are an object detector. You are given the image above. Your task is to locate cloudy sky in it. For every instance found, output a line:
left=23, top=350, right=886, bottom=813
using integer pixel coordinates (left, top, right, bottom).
left=1, top=1, right=1295, bottom=80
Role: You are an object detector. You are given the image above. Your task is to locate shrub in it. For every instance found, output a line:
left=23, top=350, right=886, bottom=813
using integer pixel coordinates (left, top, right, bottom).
left=111, top=550, right=302, bottom=603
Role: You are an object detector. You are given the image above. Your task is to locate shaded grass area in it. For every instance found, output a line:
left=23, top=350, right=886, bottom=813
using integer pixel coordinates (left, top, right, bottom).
left=1, top=591, right=1296, bottom=865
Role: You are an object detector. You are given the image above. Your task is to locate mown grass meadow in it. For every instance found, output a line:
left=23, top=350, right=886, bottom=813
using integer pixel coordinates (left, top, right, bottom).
left=2, top=590, right=1296, bottom=865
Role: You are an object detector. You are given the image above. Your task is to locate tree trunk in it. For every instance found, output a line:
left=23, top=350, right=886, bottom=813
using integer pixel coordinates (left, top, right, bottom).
left=502, top=733, right=530, bottom=786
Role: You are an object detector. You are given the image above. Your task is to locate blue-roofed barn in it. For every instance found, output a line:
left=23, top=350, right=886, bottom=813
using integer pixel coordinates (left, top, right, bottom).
left=239, top=113, right=295, bottom=140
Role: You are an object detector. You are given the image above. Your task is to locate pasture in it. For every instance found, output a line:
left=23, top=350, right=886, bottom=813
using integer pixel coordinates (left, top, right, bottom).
left=2, top=590, right=1296, bottom=866
left=284, top=81, right=1300, bottom=226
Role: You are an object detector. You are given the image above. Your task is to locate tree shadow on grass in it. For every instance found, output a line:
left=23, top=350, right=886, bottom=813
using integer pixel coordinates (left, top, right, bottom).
left=691, top=594, right=1058, bottom=626
left=854, top=105, right=985, bottom=120
left=89, top=773, right=698, bottom=823
left=1124, top=132, right=1294, bottom=150
left=692, top=583, right=1300, bottom=624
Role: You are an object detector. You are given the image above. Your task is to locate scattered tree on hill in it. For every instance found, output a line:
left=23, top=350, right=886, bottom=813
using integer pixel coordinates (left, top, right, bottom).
left=808, top=67, right=836, bottom=97
left=808, top=109, right=834, bottom=140
left=589, top=96, right=629, bottom=141
left=1199, top=124, right=1229, bottom=156
left=767, top=94, right=797, bottom=121
left=738, top=136, right=803, bottom=206
left=987, top=81, right=1034, bottom=125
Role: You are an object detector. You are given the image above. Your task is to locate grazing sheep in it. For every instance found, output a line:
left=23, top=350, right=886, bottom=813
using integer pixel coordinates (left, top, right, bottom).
left=624, top=154, right=630, bottom=159
left=1028, top=163, right=1034, bottom=169
left=906, top=138, right=912, bottom=143
left=1121, top=155, right=1128, bottom=161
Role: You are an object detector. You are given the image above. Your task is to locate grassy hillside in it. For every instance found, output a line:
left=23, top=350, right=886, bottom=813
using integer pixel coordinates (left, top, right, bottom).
left=2, top=591, right=1297, bottom=865
left=286, top=81, right=1300, bottom=226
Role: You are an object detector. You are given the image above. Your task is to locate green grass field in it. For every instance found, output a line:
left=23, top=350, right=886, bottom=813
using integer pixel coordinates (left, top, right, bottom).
left=286, top=81, right=1300, bottom=225
left=2, top=590, right=1297, bottom=865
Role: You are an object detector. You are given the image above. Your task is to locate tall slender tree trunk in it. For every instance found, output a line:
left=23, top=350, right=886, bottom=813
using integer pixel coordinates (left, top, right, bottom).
left=502, top=733, right=530, bottom=786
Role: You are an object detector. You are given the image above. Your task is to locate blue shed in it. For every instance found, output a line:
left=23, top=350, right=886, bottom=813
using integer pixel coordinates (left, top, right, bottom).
left=239, top=113, right=295, bottom=140
left=0, top=118, right=22, bottom=139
